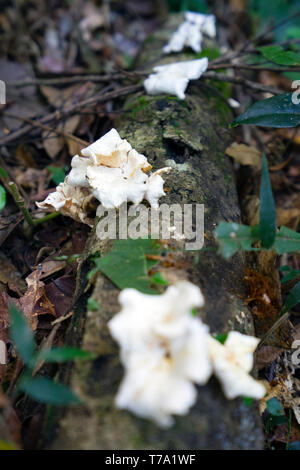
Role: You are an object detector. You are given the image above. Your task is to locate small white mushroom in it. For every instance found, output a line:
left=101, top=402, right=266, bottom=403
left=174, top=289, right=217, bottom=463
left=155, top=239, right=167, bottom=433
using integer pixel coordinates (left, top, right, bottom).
left=208, top=331, right=266, bottom=400
left=163, top=21, right=203, bottom=54
left=163, top=11, right=216, bottom=55
left=184, top=11, right=216, bottom=38
left=144, top=58, right=208, bottom=100
left=108, top=281, right=211, bottom=427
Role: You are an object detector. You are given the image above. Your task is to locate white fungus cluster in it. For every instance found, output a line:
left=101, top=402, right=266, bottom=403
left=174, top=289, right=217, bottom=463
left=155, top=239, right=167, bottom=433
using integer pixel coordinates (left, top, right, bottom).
left=108, top=281, right=266, bottom=427
left=144, top=58, right=208, bottom=100
left=37, top=129, right=171, bottom=222
left=144, top=11, right=215, bottom=100
left=163, top=11, right=216, bottom=54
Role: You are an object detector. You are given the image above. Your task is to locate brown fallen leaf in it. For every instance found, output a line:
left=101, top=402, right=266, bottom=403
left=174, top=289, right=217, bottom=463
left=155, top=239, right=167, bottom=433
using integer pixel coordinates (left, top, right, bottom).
left=274, top=421, right=300, bottom=444
left=226, top=142, right=262, bottom=168
left=0, top=252, right=26, bottom=295
left=277, top=207, right=300, bottom=229
left=1, top=269, right=57, bottom=331
left=45, top=275, right=75, bottom=317
left=0, top=391, right=21, bottom=448
left=256, top=345, right=284, bottom=370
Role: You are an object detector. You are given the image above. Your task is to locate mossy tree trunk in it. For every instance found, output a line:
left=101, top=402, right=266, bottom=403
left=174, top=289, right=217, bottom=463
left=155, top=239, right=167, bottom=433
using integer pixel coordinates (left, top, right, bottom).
left=43, top=14, right=264, bottom=450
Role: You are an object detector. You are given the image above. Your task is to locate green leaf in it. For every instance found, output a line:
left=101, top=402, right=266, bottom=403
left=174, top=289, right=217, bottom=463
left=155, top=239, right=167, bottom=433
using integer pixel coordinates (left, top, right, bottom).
left=215, top=333, right=228, bottom=344
left=19, top=376, right=80, bottom=405
left=279, top=266, right=300, bottom=284
left=231, top=93, right=300, bottom=128
left=151, top=272, right=169, bottom=286
left=273, top=226, right=300, bottom=254
left=9, top=305, right=36, bottom=366
left=288, top=441, right=300, bottom=450
left=0, top=166, right=9, bottom=179
left=282, top=281, right=300, bottom=314
left=0, top=185, right=6, bottom=212
left=0, top=440, right=19, bottom=450
left=87, top=298, right=100, bottom=311
left=259, top=155, right=276, bottom=248
left=266, top=397, right=285, bottom=417
left=266, top=397, right=288, bottom=428
left=88, top=239, right=162, bottom=294
left=242, top=397, right=254, bottom=407
left=37, top=347, right=93, bottom=363
left=46, top=166, right=66, bottom=185
left=214, top=221, right=257, bottom=258
left=258, top=45, right=300, bottom=66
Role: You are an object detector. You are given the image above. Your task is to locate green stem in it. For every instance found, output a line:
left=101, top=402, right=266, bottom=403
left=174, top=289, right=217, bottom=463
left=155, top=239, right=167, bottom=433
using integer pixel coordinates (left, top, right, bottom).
left=8, top=181, right=35, bottom=228
left=33, top=211, right=60, bottom=226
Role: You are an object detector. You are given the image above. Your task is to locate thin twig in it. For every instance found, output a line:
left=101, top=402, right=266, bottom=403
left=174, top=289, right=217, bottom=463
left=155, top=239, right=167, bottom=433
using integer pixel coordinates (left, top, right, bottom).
left=4, top=112, right=89, bottom=147
left=202, top=71, right=282, bottom=94
left=0, top=83, right=143, bottom=147
left=209, top=63, right=300, bottom=72
left=240, top=10, right=300, bottom=54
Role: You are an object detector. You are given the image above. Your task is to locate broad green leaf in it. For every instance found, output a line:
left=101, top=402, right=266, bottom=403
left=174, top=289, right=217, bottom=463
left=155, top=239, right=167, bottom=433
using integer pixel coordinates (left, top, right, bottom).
left=9, top=305, right=36, bottom=366
left=19, top=376, right=80, bottom=405
left=282, top=281, right=300, bottom=314
left=89, top=239, right=162, bottom=294
left=46, top=166, right=66, bottom=185
left=279, top=266, right=300, bottom=284
left=259, top=155, right=276, bottom=248
left=231, top=93, right=300, bottom=128
left=37, top=347, right=93, bottom=363
left=266, top=397, right=285, bottom=417
left=258, top=45, right=300, bottom=66
left=214, top=222, right=257, bottom=258
left=273, top=226, right=300, bottom=254
left=0, top=185, right=6, bottom=212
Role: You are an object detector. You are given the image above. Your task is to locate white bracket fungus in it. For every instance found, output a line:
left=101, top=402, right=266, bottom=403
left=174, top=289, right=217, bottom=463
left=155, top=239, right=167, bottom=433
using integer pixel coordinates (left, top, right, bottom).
left=37, top=129, right=171, bottom=220
left=108, top=281, right=211, bottom=428
left=208, top=331, right=266, bottom=400
left=109, top=282, right=266, bottom=427
left=163, top=11, right=216, bottom=54
left=144, top=58, right=208, bottom=100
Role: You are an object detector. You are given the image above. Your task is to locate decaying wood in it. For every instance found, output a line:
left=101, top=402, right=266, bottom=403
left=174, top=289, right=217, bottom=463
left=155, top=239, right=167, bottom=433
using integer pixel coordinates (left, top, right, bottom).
left=43, top=14, right=264, bottom=450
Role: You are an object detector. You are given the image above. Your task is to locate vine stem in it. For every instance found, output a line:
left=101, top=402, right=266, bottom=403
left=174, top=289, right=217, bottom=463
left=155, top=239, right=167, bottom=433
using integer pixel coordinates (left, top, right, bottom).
left=7, top=181, right=35, bottom=228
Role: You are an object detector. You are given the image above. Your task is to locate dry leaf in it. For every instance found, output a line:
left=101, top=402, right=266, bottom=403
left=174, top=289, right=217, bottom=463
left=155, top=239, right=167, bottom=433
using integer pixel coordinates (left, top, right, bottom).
left=1, top=269, right=57, bottom=331
left=226, top=142, right=262, bottom=167
left=0, top=252, right=26, bottom=295
left=277, top=208, right=300, bottom=229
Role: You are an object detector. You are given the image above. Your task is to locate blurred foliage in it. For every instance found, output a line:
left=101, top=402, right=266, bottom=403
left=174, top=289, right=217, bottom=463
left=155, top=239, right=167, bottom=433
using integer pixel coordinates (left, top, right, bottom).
left=250, top=0, right=300, bottom=43
left=167, top=0, right=208, bottom=13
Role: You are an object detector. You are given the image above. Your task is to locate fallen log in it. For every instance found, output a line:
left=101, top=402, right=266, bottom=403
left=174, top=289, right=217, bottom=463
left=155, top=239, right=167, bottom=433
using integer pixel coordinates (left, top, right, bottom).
left=43, top=14, right=264, bottom=450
